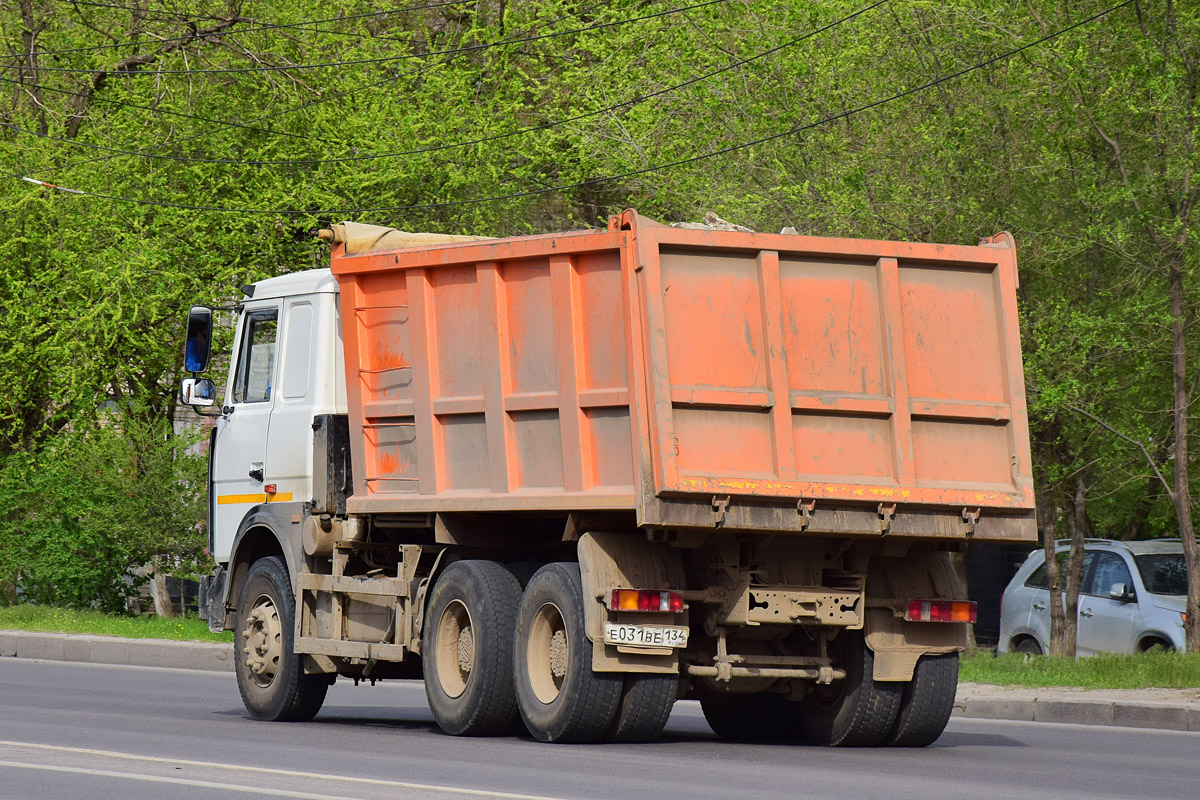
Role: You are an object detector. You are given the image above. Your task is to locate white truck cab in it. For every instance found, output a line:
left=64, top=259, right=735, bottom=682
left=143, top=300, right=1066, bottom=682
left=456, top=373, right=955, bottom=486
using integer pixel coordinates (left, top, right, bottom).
left=183, top=269, right=347, bottom=635
left=210, top=269, right=345, bottom=561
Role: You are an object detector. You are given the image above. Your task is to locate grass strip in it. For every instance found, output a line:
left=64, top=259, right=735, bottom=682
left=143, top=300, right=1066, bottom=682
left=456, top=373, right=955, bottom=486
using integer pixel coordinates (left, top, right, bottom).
left=0, top=604, right=233, bottom=642
left=961, top=650, right=1200, bottom=689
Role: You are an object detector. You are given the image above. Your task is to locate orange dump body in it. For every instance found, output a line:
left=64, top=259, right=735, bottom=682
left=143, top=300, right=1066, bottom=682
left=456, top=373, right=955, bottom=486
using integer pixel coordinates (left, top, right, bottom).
left=331, top=211, right=1035, bottom=541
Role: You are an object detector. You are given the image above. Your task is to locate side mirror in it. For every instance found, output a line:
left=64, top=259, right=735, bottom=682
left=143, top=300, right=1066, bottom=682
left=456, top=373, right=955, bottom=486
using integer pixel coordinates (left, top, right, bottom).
left=185, top=306, right=213, bottom=373
left=181, top=377, right=217, bottom=407
left=1109, top=582, right=1133, bottom=602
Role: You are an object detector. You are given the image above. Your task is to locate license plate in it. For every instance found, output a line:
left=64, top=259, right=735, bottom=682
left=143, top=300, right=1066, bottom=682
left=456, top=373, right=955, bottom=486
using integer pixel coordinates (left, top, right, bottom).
left=603, top=623, right=689, bottom=648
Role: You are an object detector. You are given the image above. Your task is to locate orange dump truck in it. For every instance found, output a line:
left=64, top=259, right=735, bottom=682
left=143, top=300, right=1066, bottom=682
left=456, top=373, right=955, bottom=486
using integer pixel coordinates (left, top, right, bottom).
left=183, top=210, right=1035, bottom=746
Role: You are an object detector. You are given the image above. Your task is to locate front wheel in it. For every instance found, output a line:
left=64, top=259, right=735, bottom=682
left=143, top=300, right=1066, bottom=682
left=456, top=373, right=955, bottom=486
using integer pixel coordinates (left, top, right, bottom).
left=235, top=556, right=328, bottom=721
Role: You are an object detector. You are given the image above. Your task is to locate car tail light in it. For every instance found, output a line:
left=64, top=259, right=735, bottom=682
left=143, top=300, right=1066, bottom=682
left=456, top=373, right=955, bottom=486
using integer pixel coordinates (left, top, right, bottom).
left=905, top=599, right=977, bottom=623
left=607, top=589, right=686, bottom=613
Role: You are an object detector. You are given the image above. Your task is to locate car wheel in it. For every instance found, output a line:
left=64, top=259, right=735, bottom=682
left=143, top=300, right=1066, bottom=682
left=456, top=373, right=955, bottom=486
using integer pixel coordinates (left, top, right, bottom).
left=1014, top=637, right=1042, bottom=656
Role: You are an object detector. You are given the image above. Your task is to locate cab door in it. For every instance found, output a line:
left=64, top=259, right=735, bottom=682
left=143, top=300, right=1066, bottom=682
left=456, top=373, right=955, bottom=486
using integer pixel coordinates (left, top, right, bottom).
left=210, top=306, right=279, bottom=560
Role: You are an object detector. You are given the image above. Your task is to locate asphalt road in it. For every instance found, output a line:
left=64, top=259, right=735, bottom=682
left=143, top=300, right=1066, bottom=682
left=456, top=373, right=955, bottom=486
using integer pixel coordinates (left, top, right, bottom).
left=1, top=659, right=1197, bottom=800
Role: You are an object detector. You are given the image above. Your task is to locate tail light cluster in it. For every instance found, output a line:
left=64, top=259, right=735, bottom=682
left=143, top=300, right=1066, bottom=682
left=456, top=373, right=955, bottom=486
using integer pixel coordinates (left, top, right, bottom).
left=905, top=599, right=977, bottom=623
left=607, top=589, right=686, bottom=613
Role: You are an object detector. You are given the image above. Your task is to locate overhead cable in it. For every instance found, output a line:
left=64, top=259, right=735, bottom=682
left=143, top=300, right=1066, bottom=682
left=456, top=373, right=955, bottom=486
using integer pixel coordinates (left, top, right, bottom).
left=11, top=0, right=1134, bottom=216
left=0, top=0, right=732, bottom=75
left=3, top=2, right=888, bottom=166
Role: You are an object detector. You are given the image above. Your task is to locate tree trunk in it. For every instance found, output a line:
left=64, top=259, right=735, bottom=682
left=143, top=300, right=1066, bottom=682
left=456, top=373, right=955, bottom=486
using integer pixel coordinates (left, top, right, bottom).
left=1169, top=257, right=1200, bottom=652
left=1040, top=494, right=1067, bottom=657
left=1062, top=475, right=1090, bottom=658
left=151, top=564, right=175, bottom=618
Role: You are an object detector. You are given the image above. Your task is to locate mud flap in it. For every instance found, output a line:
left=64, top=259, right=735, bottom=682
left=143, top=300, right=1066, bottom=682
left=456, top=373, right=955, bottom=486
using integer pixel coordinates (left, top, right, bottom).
left=577, top=532, right=687, bottom=674
left=865, top=550, right=968, bottom=681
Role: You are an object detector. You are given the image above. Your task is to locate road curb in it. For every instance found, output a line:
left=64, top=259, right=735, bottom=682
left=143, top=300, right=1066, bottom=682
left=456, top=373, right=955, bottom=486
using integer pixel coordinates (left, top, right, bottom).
left=0, top=630, right=234, bottom=673
left=954, top=694, right=1200, bottom=732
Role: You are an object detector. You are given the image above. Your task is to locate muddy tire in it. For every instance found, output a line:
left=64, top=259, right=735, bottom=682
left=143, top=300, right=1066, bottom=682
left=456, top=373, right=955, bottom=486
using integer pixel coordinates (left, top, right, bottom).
left=607, top=674, right=678, bottom=743
left=700, top=692, right=802, bottom=742
left=423, top=560, right=522, bottom=736
left=796, top=631, right=901, bottom=747
left=514, top=563, right=623, bottom=743
left=883, top=652, right=959, bottom=747
left=235, top=556, right=328, bottom=722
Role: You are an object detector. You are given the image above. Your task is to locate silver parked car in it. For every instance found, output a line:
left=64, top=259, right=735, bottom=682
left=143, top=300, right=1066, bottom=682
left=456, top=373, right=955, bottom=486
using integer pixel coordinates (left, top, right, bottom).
left=998, top=538, right=1188, bottom=656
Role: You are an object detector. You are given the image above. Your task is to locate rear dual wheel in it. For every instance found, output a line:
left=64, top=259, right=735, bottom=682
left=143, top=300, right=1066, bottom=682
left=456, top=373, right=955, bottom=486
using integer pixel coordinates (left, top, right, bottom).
left=423, top=561, right=523, bottom=736
left=514, top=563, right=677, bottom=743
left=796, top=631, right=902, bottom=747
left=883, top=652, right=959, bottom=747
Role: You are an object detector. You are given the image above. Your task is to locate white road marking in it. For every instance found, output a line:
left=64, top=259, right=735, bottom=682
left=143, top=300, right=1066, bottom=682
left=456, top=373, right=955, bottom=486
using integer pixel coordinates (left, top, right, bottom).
left=0, top=760, right=366, bottom=800
left=0, top=740, right=567, bottom=800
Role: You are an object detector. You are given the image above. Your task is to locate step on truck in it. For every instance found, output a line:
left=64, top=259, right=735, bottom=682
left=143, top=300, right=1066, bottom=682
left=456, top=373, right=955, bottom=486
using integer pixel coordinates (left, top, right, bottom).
left=182, top=210, right=1036, bottom=745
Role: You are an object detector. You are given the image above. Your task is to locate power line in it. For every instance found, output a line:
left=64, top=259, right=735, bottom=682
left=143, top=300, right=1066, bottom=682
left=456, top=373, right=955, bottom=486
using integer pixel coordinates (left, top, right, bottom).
left=0, top=0, right=732, bottom=75
left=23, top=1, right=467, bottom=58
left=2, top=2, right=887, bottom=167
left=11, top=1, right=1134, bottom=217
left=0, top=75, right=343, bottom=145
left=41, top=0, right=622, bottom=170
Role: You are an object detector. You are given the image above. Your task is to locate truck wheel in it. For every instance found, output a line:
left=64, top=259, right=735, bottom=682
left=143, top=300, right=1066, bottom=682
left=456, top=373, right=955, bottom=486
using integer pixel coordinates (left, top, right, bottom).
left=700, top=692, right=801, bottom=742
left=235, top=556, right=328, bottom=722
left=514, top=563, right=623, bottom=743
left=423, top=560, right=522, bottom=736
left=796, top=631, right=901, bottom=747
left=883, top=652, right=959, bottom=747
left=607, top=674, right=678, bottom=743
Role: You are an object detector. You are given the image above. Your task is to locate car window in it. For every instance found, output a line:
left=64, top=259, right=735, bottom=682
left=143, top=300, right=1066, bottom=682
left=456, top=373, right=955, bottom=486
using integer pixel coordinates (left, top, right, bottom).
left=1134, top=553, right=1187, bottom=596
left=1083, top=552, right=1133, bottom=596
left=1025, top=551, right=1093, bottom=589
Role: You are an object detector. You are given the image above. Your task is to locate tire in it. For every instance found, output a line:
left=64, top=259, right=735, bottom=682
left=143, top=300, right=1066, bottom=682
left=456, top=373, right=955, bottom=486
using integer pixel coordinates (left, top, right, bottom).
left=883, top=653, right=959, bottom=747
left=1014, top=637, right=1042, bottom=656
left=513, top=562, right=623, bottom=743
left=422, top=560, right=523, bottom=736
left=796, top=631, right=901, bottom=747
left=607, top=674, right=678, bottom=743
left=700, top=692, right=802, bottom=742
left=235, top=556, right=329, bottom=722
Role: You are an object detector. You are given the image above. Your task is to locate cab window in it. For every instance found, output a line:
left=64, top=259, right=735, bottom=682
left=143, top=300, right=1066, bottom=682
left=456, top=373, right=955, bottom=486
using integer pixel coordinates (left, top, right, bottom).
left=233, top=309, right=278, bottom=403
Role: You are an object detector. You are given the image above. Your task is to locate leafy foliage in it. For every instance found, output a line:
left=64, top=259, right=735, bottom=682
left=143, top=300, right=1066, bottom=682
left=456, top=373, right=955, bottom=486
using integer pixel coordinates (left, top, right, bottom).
left=1, top=1, right=1199, bottom=627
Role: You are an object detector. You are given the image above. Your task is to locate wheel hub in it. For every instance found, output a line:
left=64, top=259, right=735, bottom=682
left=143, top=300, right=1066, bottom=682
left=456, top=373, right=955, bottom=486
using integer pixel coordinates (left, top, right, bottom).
left=457, top=626, right=475, bottom=673
left=242, top=596, right=282, bottom=688
left=549, top=630, right=568, bottom=678
left=435, top=600, right=474, bottom=699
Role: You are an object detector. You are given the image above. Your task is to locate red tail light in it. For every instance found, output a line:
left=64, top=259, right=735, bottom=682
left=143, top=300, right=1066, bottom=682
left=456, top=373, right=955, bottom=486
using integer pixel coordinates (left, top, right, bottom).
left=607, top=589, right=686, bottom=613
left=905, top=599, right=977, bottom=623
